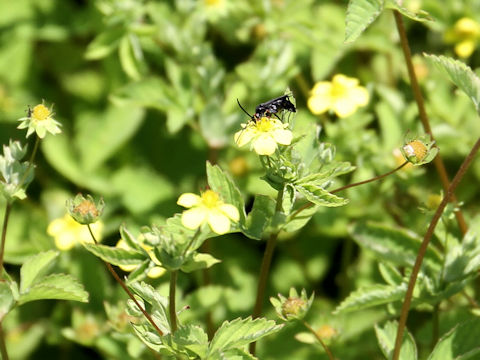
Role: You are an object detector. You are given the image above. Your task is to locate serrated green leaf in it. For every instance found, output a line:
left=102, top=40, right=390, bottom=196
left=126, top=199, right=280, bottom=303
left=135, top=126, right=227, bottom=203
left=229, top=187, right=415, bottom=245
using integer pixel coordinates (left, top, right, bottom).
left=378, top=263, right=403, bottom=286
left=243, top=195, right=275, bottom=240
left=173, top=325, right=208, bottom=358
left=0, top=282, right=15, bottom=320
left=386, top=0, right=433, bottom=22
left=82, top=243, right=146, bottom=266
left=375, top=321, right=417, bottom=360
left=428, top=319, right=480, bottom=360
left=425, top=54, right=480, bottom=114
left=283, top=203, right=318, bottom=233
left=209, top=348, right=256, bottom=360
left=344, top=0, right=384, bottom=43
left=18, top=274, right=88, bottom=305
left=120, top=224, right=143, bottom=251
left=20, top=250, right=59, bottom=293
left=295, top=183, right=348, bottom=207
left=181, top=253, right=221, bottom=273
left=208, top=317, right=282, bottom=354
left=206, top=162, right=246, bottom=224
left=334, top=283, right=406, bottom=314
left=281, top=183, right=295, bottom=215
left=350, top=222, right=442, bottom=272
left=85, top=28, right=125, bottom=60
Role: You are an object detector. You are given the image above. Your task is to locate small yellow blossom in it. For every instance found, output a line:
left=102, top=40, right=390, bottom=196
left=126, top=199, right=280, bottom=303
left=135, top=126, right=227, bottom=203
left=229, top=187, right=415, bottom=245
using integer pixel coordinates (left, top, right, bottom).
left=307, top=74, right=369, bottom=118
left=201, top=0, right=229, bottom=21
left=316, top=325, right=338, bottom=340
left=445, top=17, right=480, bottom=58
left=177, top=190, right=239, bottom=235
left=47, top=214, right=103, bottom=251
left=116, top=239, right=166, bottom=279
left=17, top=102, right=62, bottom=138
left=234, top=117, right=293, bottom=156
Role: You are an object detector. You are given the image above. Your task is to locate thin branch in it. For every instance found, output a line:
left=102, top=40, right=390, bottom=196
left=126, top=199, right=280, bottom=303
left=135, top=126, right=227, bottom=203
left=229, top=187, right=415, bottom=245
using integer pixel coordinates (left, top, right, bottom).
left=393, top=10, right=468, bottom=235
left=302, top=321, right=335, bottom=360
left=86, top=225, right=164, bottom=337
left=392, top=137, right=480, bottom=360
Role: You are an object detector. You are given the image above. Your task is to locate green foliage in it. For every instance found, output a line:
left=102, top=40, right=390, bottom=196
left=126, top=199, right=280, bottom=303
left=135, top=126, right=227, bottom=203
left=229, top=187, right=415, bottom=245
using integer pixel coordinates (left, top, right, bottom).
left=375, top=321, right=417, bottom=360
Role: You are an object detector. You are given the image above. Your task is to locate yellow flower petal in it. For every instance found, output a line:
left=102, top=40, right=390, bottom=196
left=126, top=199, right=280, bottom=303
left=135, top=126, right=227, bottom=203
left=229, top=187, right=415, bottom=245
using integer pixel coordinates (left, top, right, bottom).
left=55, top=232, right=77, bottom=251
left=272, top=129, right=293, bottom=145
left=333, top=98, right=357, bottom=118
left=182, top=207, right=207, bottom=230
left=333, top=74, right=358, bottom=88
left=349, top=86, right=370, bottom=107
left=177, top=193, right=201, bottom=208
left=207, top=211, right=231, bottom=234
left=455, top=40, right=476, bottom=58
left=311, top=82, right=331, bottom=95
left=253, top=134, right=277, bottom=155
left=147, top=266, right=166, bottom=279
left=234, top=127, right=255, bottom=147
left=119, top=264, right=137, bottom=272
left=307, top=95, right=332, bottom=115
left=219, top=204, right=240, bottom=222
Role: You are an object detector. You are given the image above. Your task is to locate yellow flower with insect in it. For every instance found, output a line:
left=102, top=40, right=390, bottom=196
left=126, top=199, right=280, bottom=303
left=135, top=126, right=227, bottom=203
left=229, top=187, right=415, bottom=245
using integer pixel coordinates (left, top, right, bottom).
left=445, top=17, right=480, bottom=58
left=47, top=214, right=103, bottom=251
left=177, top=190, right=239, bottom=235
left=307, top=74, right=369, bottom=118
left=17, top=102, right=62, bottom=138
left=115, top=239, right=166, bottom=279
left=234, top=117, right=293, bottom=156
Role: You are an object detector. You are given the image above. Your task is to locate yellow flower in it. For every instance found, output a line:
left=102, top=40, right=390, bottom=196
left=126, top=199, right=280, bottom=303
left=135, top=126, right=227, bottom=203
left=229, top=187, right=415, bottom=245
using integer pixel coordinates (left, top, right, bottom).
left=47, top=214, right=103, bottom=251
left=307, top=74, right=369, bottom=118
left=234, top=117, right=293, bottom=156
left=17, top=102, right=62, bottom=138
left=177, top=190, right=239, bottom=235
left=445, top=17, right=480, bottom=58
left=115, top=239, right=166, bottom=279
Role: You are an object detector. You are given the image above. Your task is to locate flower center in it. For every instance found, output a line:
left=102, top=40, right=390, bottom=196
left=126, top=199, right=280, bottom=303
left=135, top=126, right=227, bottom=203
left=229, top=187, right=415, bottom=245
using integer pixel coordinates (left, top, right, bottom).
left=255, top=117, right=275, bottom=132
left=201, top=190, right=221, bottom=208
left=32, top=104, right=50, bottom=121
left=204, top=0, right=222, bottom=6
left=74, top=200, right=99, bottom=217
left=330, top=82, right=347, bottom=98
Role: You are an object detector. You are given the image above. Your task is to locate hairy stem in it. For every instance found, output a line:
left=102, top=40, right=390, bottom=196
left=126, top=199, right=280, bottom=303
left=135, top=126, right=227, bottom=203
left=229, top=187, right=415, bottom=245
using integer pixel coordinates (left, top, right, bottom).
left=392, top=137, right=480, bottom=360
left=393, top=10, right=468, bottom=235
left=87, top=225, right=163, bottom=337
left=249, top=187, right=284, bottom=355
left=169, top=270, right=178, bottom=333
left=288, top=161, right=409, bottom=223
left=302, top=321, right=335, bottom=360
left=0, top=322, right=9, bottom=360
left=0, top=204, right=12, bottom=278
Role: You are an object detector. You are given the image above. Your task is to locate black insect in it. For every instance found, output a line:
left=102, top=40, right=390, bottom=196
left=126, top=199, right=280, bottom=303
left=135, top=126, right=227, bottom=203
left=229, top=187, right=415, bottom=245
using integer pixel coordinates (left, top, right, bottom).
left=237, top=94, right=296, bottom=122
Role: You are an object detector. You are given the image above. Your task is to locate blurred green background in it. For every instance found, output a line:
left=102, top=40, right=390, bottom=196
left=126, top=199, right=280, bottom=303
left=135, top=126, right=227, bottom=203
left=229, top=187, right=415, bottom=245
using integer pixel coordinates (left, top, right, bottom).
left=1, top=0, right=480, bottom=358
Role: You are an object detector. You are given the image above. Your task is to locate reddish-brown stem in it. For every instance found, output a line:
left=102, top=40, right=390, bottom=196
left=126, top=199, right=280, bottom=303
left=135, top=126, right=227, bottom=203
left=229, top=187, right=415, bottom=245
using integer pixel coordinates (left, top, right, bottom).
left=393, top=10, right=468, bottom=235
left=392, top=137, right=480, bottom=360
left=302, top=321, right=335, bottom=360
left=86, top=225, right=163, bottom=337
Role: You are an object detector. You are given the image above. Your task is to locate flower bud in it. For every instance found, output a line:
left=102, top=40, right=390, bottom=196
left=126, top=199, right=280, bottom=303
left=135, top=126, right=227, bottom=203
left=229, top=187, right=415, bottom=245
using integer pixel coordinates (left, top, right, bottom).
left=67, top=194, right=104, bottom=225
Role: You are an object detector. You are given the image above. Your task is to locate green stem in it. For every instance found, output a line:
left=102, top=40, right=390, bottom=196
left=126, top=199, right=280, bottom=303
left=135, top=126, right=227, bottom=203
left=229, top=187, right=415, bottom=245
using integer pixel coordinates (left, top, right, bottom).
left=0, top=203, right=12, bottom=279
left=288, top=161, right=409, bottom=223
left=249, top=187, right=284, bottom=355
left=302, top=320, right=335, bottom=360
left=17, top=136, right=40, bottom=190
left=86, top=225, right=164, bottom=337
left=169, top=271, right=178, bottom=333
left=0, top=322, right=9, bottom=360
left=181, top=227, right=201, bottom=257
left=393, top=10, right=468, bottom=235
left=392, top=137, right=480, bottom=360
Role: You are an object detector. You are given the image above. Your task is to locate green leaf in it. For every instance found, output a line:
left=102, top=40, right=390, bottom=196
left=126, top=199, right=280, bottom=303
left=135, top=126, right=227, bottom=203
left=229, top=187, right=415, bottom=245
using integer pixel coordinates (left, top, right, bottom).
left=20, top=250, right=59, bottom=293
left=443, top=227, right=480, bottom=283
left=283, top=203, right=319, bottom=233
left=344, top=0, right=384, bottom=43
left=208, top=317, right=282, bottom=354
left=119, top=35, right=142, bottom=80
left=350, top=222, right=442, bottom=272
left=281, top=183, right=295, bottom=215
left=0, top=282, right=16, bottom=321
left=428, top=319, right=480, bottom=360
left=206, top=162, right=246, bottom=223
left=425, top=54, right=480, bottom=114
left=378, top=263, right=403, bottom=286
left=375, top=321, right=417, bottom=360
left=386, top=0, right=433, bottom=23
left=334, top=283, right=406, bottom=314
left=242, top=195, right=275, bottom=240
left=18, top=274, right=88, bottom=305
left=295, top=183, right=348, bottom=207
left=85, top=28, right=125, bottom=60
left=82, top=243, right=146, bottom=266
left=111, top=77, right=171, bottom=110
left=181, top=253, right=221, bottom=273
left=173, top=325, right=208, bottom=358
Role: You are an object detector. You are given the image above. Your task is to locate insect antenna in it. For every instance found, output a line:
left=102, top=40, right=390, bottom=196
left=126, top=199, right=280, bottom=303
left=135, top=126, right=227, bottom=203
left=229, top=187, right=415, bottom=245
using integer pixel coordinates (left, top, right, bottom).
left=237, top=99, right=254, bottom=119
